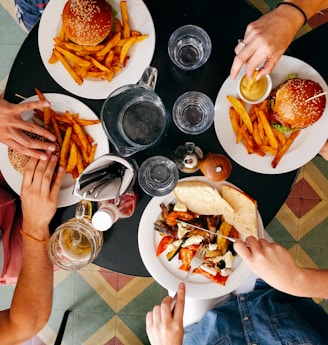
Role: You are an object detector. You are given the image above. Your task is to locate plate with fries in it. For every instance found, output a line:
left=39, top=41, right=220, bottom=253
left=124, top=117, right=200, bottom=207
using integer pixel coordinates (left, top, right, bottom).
left=0, top=93, right=110, bottom=207
left=38, top=0, right=155, bottom=99
left=214, top=55, right=328, bottom=174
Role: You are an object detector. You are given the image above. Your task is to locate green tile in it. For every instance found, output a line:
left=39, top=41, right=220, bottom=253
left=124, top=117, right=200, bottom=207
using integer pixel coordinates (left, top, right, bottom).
left=73, top=311, right=115, bottom=345
left=120, top=282, right=167, bottom=315
left=118, top=314, right=150, bottom=345
left=312, top=156, right=328, bottom=180
left=300, top=219, right=328, bottom=244
left=298, top=243, right=328, bottom=268
left=73, top=273, right=115, bottom=314
left=266, top=217, right=297, bottom=243
left=53, top=272, right=76, bottom=310
left=0, top=4, right=26, bottom=80
left=0, top=284, right=15, bottom=309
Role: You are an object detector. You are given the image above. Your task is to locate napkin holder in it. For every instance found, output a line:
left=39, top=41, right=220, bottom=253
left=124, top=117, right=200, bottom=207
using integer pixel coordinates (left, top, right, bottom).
left=73, top=154, right=137, bottom=201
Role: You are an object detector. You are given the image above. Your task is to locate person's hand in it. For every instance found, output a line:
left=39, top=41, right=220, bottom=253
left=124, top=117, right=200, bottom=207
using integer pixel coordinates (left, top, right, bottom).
left=20, top=154, right=64, bottom=241
left=234, top=236, right=303, bottom=293
left=319, top=140, right=328, bottom=160
left=0, top=98, right=57, bottom=160
left=146, top=282, right=185, bottom=345
left=230, top=7, right=303, bottom=80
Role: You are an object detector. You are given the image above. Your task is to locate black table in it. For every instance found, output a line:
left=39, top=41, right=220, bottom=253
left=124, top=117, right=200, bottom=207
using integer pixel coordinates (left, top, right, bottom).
left=5, top=0, right=298, bottom=277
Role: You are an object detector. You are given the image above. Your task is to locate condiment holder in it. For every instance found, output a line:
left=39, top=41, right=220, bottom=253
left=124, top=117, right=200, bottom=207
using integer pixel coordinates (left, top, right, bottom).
left=48, top=200, right=103, bottom=270
left=73, top=154, right=137, bottom=201
left=174, top=142, right=203, bottom=173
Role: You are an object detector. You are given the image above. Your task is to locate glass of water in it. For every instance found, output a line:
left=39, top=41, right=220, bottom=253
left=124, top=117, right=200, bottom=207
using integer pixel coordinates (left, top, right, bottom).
left=172, top=91, right=214, bottom=134
left=168, top=25, right=212, bottom=70
left=138, top=156, right=179, bottom=197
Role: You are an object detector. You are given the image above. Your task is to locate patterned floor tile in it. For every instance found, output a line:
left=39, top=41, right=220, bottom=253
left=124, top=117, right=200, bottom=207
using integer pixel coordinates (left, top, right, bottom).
left=1, top=1, right=328, bottom=344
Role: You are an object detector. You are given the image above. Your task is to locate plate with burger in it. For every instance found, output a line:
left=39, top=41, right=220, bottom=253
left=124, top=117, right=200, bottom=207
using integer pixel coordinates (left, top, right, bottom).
left=38, top=0, right=155, bottom=99
left=138, top=176, right=264, bottom=299
left=214, top=55, right=328, bottom=174
left=0, top=93, right=110, bottom=207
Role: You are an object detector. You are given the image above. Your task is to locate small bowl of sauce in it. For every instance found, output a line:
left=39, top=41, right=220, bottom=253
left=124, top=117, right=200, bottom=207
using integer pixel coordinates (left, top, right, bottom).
left=237, top=71, right=272, bottom=104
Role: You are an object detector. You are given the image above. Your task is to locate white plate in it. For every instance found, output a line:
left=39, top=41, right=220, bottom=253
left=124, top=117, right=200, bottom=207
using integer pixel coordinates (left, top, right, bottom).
left=0, top=93, right=109, bottom=207
left=214, top=55, right=328, bottom=174
left=38, top=0, right=155, bottom=99
left=138, top=176, right=264, bottom=299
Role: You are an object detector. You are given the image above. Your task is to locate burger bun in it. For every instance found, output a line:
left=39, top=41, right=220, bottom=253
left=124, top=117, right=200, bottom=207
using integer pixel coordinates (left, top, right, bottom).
left=8, top=132, right=60, bottom=174
left=62, top=0, right=113, bottom=46
left=274, top=78, right=326, bottom=129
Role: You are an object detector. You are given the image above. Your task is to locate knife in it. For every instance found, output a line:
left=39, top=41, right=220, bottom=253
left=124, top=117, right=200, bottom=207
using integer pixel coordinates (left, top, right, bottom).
left=176, top=220, right=239, bottom=242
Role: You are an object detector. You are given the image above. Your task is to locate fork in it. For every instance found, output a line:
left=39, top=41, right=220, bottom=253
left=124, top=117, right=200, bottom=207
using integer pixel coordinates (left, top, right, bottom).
left=170, top=243, right=207, bottom=311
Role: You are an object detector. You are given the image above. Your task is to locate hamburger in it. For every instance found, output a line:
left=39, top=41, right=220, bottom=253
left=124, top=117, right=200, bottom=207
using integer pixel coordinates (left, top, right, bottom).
left=268, top=77, right=326, bottom=131
left=8, top=132, right=60, bottom=174
left=62, top=0, right=113, bottom=46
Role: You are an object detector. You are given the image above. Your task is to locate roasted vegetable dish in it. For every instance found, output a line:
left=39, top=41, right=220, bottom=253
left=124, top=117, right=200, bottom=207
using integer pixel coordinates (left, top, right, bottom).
left=154, top=202, right=239, bottom=285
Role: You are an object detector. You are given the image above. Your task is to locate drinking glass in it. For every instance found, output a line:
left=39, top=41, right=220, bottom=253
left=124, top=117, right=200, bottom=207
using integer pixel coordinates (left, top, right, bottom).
left=168, top=25, right=212, bottom=70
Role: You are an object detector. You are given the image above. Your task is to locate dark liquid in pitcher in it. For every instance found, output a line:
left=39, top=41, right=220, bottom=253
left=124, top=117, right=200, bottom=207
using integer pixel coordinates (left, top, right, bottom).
left=122, top=101, right=165, bottom=145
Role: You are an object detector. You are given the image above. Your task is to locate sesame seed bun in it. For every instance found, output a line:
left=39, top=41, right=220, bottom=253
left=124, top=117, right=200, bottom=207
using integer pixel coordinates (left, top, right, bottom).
left=62, top=0, right=113, bottom=46
left=8, top=132, right=60, bottom=174
left=274, top=78, right=326, bottom=129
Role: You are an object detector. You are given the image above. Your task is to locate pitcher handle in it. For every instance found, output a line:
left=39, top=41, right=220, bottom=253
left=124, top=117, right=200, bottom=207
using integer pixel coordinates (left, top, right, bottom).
left=137, top=66, right=158, bottom=90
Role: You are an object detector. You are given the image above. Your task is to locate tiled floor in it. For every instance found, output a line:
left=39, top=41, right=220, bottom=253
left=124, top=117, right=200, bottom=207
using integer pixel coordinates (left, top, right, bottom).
left=1, top=0, right=328, bottom=344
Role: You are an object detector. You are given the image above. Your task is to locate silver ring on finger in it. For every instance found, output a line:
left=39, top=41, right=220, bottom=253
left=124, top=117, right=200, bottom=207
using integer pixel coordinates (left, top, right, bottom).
left=237, top=38, right=247, bottom=47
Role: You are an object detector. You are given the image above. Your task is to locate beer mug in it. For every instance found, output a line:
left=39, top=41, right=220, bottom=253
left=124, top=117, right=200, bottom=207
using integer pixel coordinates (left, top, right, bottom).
left=48, top=200, right=103, bottom=270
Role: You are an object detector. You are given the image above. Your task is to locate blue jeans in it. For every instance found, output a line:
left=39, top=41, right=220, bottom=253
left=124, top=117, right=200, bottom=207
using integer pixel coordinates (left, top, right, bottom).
left=183, top=280, right=328, bottom=345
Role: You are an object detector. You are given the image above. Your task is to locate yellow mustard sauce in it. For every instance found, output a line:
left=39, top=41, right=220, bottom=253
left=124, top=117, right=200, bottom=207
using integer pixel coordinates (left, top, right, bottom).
left=240, top=75, right=268, bottom=102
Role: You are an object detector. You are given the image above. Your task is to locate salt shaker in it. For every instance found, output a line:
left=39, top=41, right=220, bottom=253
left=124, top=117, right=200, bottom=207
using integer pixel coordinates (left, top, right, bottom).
left=174, top=142, right=203, bottom=173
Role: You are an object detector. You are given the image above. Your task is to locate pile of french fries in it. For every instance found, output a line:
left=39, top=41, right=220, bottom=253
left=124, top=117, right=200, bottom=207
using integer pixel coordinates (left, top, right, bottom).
left=227, top=95, right=301, bottom=168
left=48, top=0, right=148, bottom=85
left=34, top=88, right=100, bottom=179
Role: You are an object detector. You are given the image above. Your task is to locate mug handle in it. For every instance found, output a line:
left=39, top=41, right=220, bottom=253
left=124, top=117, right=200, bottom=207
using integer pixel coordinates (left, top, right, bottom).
left=75, top=200, right=93, bottom=220
left=137, top=66, right=158, bottom=90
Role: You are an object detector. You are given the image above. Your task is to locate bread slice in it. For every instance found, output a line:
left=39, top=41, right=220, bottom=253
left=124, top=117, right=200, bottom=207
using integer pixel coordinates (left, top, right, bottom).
left=173, top=181, right=234, bottom=216
left=221, top=185, right=258, bottom=239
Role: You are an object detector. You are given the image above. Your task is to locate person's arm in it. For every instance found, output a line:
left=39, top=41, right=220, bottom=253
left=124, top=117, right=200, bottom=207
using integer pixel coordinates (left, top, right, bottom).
left=0, top=154, right=64, bottom=344
left=146, top=282, right=185, bottom=345
left=0, top=97, right=57, bottom=160
left=230, top=0, right=328, bottom=80
left=234, top=236, right=328, bottom=298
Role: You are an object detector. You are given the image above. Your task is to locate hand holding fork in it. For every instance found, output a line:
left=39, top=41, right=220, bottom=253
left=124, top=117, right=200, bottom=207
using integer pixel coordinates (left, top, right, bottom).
left=170, top=243, right=207, bottom=311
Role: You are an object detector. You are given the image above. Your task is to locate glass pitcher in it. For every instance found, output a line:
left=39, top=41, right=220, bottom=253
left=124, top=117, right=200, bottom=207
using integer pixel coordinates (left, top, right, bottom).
left=48, top=200, right=103, bottom=270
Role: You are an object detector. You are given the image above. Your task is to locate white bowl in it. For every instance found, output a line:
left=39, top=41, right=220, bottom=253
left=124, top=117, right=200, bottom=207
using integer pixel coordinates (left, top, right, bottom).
left=237, top=72, right=272, bottom=104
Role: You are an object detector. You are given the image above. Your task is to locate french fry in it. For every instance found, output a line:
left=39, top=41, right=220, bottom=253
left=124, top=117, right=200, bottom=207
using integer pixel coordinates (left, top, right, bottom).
left=229, top=107, right=240, bottom=137
left=271, top=130, right=300, bottom=168
left=256, top=108, right=279, bottom=150
left=60, top=126, right=72, bottom=167
left=227, top=96, right=301, bottom=168
left=34, top=88, right=51, bottom=128
left=120, top=36, right=137, bottom=65
left=50, top=109, right=63, bottom=146
left=66, top=142, right=78, bottom=173
left=53, top=50, right=83, bottom=85
left=95, top=32, right=121, bottom=58
left=54, top=45, right=92, bottom=68
left=245, top=70, right=259, bottom=92
left=227, top=95, right=253, bottom=133
left=120, top=0, right=130, bottom=38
